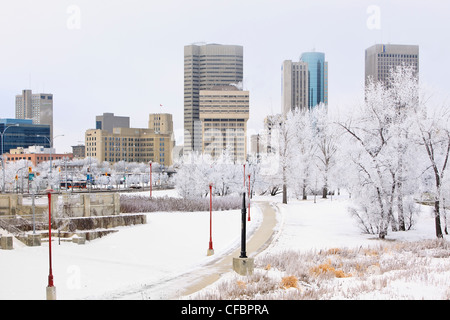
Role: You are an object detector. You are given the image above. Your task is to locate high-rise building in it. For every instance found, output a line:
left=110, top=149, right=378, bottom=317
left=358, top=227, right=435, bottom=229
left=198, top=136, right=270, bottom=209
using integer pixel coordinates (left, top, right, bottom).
left=282, top=60, right=309, bottom=115
left=365, top=44, right=419, bottom=86
left=95, top=112, right=130, bottom=133
left=300, top=52, right=328, bottom=109
left=199, top=85, right=249, bottom=162
left=15, top=89, right=53, bottom=139
left=184, top=43, right=243, bottom=153
left=282, top=52, right=328, bottom=115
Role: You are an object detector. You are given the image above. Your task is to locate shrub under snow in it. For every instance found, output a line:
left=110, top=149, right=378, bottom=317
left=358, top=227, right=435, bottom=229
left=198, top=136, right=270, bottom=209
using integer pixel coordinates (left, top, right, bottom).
left=120, top=195, right=242, bottom=213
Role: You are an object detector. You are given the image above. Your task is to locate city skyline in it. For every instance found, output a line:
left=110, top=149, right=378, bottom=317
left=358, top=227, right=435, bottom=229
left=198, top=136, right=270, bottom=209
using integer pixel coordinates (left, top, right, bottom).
left=0, top=1, right=448, bottom=154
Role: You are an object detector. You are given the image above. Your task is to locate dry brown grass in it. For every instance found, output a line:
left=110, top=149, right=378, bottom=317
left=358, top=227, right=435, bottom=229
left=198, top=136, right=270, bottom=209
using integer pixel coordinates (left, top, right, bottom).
left=281, top=276, right=298, bottom=289
left=190, top=239, right=450, bottom=300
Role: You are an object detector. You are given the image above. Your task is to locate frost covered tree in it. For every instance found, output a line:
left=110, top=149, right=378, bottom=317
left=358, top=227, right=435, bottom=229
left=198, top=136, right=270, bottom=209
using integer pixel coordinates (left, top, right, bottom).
left=414, top=104, right=450, bottom=238
left=288, top=107, right=317, bottom=200
left=174, top=150, right=245, bottom=199
left=174, top=152, right=211, bottom=198
left=339, top=66, right=421, bottom=238
left=311, top=104, right=338, bottom=199
left=279, top=112, right=296, bottom=204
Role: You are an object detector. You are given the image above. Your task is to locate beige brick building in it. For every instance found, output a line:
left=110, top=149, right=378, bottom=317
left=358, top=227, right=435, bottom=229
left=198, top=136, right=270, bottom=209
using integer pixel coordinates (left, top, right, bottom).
left=199, top=86, right=249, bottom=162
left=85, top=113, right=174, bottom=166
left=148, top=113, right=173, bottom=135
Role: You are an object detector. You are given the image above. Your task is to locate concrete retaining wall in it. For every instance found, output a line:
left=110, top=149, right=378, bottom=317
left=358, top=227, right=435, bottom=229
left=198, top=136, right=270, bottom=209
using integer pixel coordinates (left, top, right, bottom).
left=0, top=193, right=120, bottom=219
left=59, top=193, right=120, bottom=218
left=57, top=213, right=146, bottom=231
left=1, top=193, right=145, bottom=246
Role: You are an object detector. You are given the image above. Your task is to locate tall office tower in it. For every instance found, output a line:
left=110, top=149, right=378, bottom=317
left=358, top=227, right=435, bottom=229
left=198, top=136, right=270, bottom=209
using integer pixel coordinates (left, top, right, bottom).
left=15, top=89, right=53, bottom=139
left=300, top=52, right=328, bottom=109
left=281, top=52, right=328, bottom=115
left=199, top=85, right=249, bottom=162
left=184, top=43, right=243, bottom=153
left=95, top=112, right=130, bottom=133
left=282, top=60, right=309, bottom=115
left=365, top=44, right=419, bottom=87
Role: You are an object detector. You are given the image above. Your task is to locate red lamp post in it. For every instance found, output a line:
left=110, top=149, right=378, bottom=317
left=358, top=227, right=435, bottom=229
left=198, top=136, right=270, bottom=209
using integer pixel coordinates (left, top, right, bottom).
left=149, top=161, right=152, bottom=198
left=207, top=184, right=214, bottom=256
left=248, top=174, right=251, bottom=221
left=46, top=188, right=56, bottom=300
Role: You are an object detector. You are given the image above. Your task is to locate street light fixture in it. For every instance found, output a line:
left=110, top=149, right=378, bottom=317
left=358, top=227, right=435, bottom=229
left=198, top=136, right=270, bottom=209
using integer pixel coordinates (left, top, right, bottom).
left=149, top=161, right=152, bottom=198
left=46, top=188, right=56, bottom=300
left=207, top=183, right=214, bottom=256
left=248, top=174, right=251, bottom=221
left=243, top=164, right=246, bottom=187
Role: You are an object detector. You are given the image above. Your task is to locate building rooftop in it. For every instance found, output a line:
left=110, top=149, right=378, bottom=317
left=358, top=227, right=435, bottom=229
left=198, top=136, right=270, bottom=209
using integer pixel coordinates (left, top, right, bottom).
left=0, top=118, right=33, bottom=125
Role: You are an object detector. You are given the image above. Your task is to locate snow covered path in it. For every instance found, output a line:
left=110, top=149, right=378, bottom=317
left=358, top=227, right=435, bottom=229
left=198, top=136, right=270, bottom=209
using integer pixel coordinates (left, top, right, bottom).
left=98, top=200, right=277, bottom=299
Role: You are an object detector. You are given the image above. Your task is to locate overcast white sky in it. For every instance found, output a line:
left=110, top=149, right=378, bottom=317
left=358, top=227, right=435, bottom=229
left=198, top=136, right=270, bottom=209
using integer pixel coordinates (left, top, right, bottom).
left=0, top=0, right=449, bottom=153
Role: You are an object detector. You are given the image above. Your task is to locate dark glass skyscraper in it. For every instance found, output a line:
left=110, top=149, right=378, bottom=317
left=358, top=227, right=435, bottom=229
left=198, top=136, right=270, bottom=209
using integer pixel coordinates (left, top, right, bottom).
left=0, top=119, right=50, bottom=155
left=300, top=52, right=328, bottom=109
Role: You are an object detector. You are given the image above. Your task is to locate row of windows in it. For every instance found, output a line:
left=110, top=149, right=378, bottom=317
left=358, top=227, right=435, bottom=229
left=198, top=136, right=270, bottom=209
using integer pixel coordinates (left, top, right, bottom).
left=200, top=96, right=248, bottom=100
left=378, top=53, right=418, bottom=58
left=87, top=152, right=158, bottom=158
left=8, top=155, right=65, bottom=161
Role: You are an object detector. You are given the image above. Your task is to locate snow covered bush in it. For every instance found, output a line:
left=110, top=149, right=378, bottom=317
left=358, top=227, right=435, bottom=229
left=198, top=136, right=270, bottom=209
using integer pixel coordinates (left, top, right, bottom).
left=120, top=194, right=242, bottom=213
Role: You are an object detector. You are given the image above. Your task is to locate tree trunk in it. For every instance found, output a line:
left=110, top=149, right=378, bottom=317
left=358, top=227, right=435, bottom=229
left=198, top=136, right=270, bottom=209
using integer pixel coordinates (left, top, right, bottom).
left=376, top=187, right=388, bottom=239
left=397, top=185, right=405, bottom=231
left=435, top=200, right=444, bottom=238
left=282, top=184, right=287, bottom=204
left=389, top=178, right=398, bottom=232
left=397, top=161, right=406, bottom=231
left=322, top=186, right=328, bottom=199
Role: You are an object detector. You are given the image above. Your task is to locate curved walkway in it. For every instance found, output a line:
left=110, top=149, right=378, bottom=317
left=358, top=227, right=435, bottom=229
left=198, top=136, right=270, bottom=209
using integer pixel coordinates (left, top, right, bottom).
left=174, top=200, right=278, bottom=298
left=104, top=201, right=278, bottom=300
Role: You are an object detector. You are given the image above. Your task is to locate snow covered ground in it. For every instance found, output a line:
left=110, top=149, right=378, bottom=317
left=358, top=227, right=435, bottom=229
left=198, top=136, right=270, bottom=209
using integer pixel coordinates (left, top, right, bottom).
left=1, top=189, right=449, bottom=300
left=191, top=193, right=450, bottom=300
left=0, top=189, right=263, bottom=300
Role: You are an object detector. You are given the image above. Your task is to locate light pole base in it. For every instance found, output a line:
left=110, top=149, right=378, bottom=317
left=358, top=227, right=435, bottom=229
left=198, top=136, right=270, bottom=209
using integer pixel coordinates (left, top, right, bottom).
left=27, top=234, right=41, bottom=246
left=46, top=286, right=56, bottom=300
left=207, top=248, right=214, bottom=256
left=233, top=257, right=254, bottom=276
